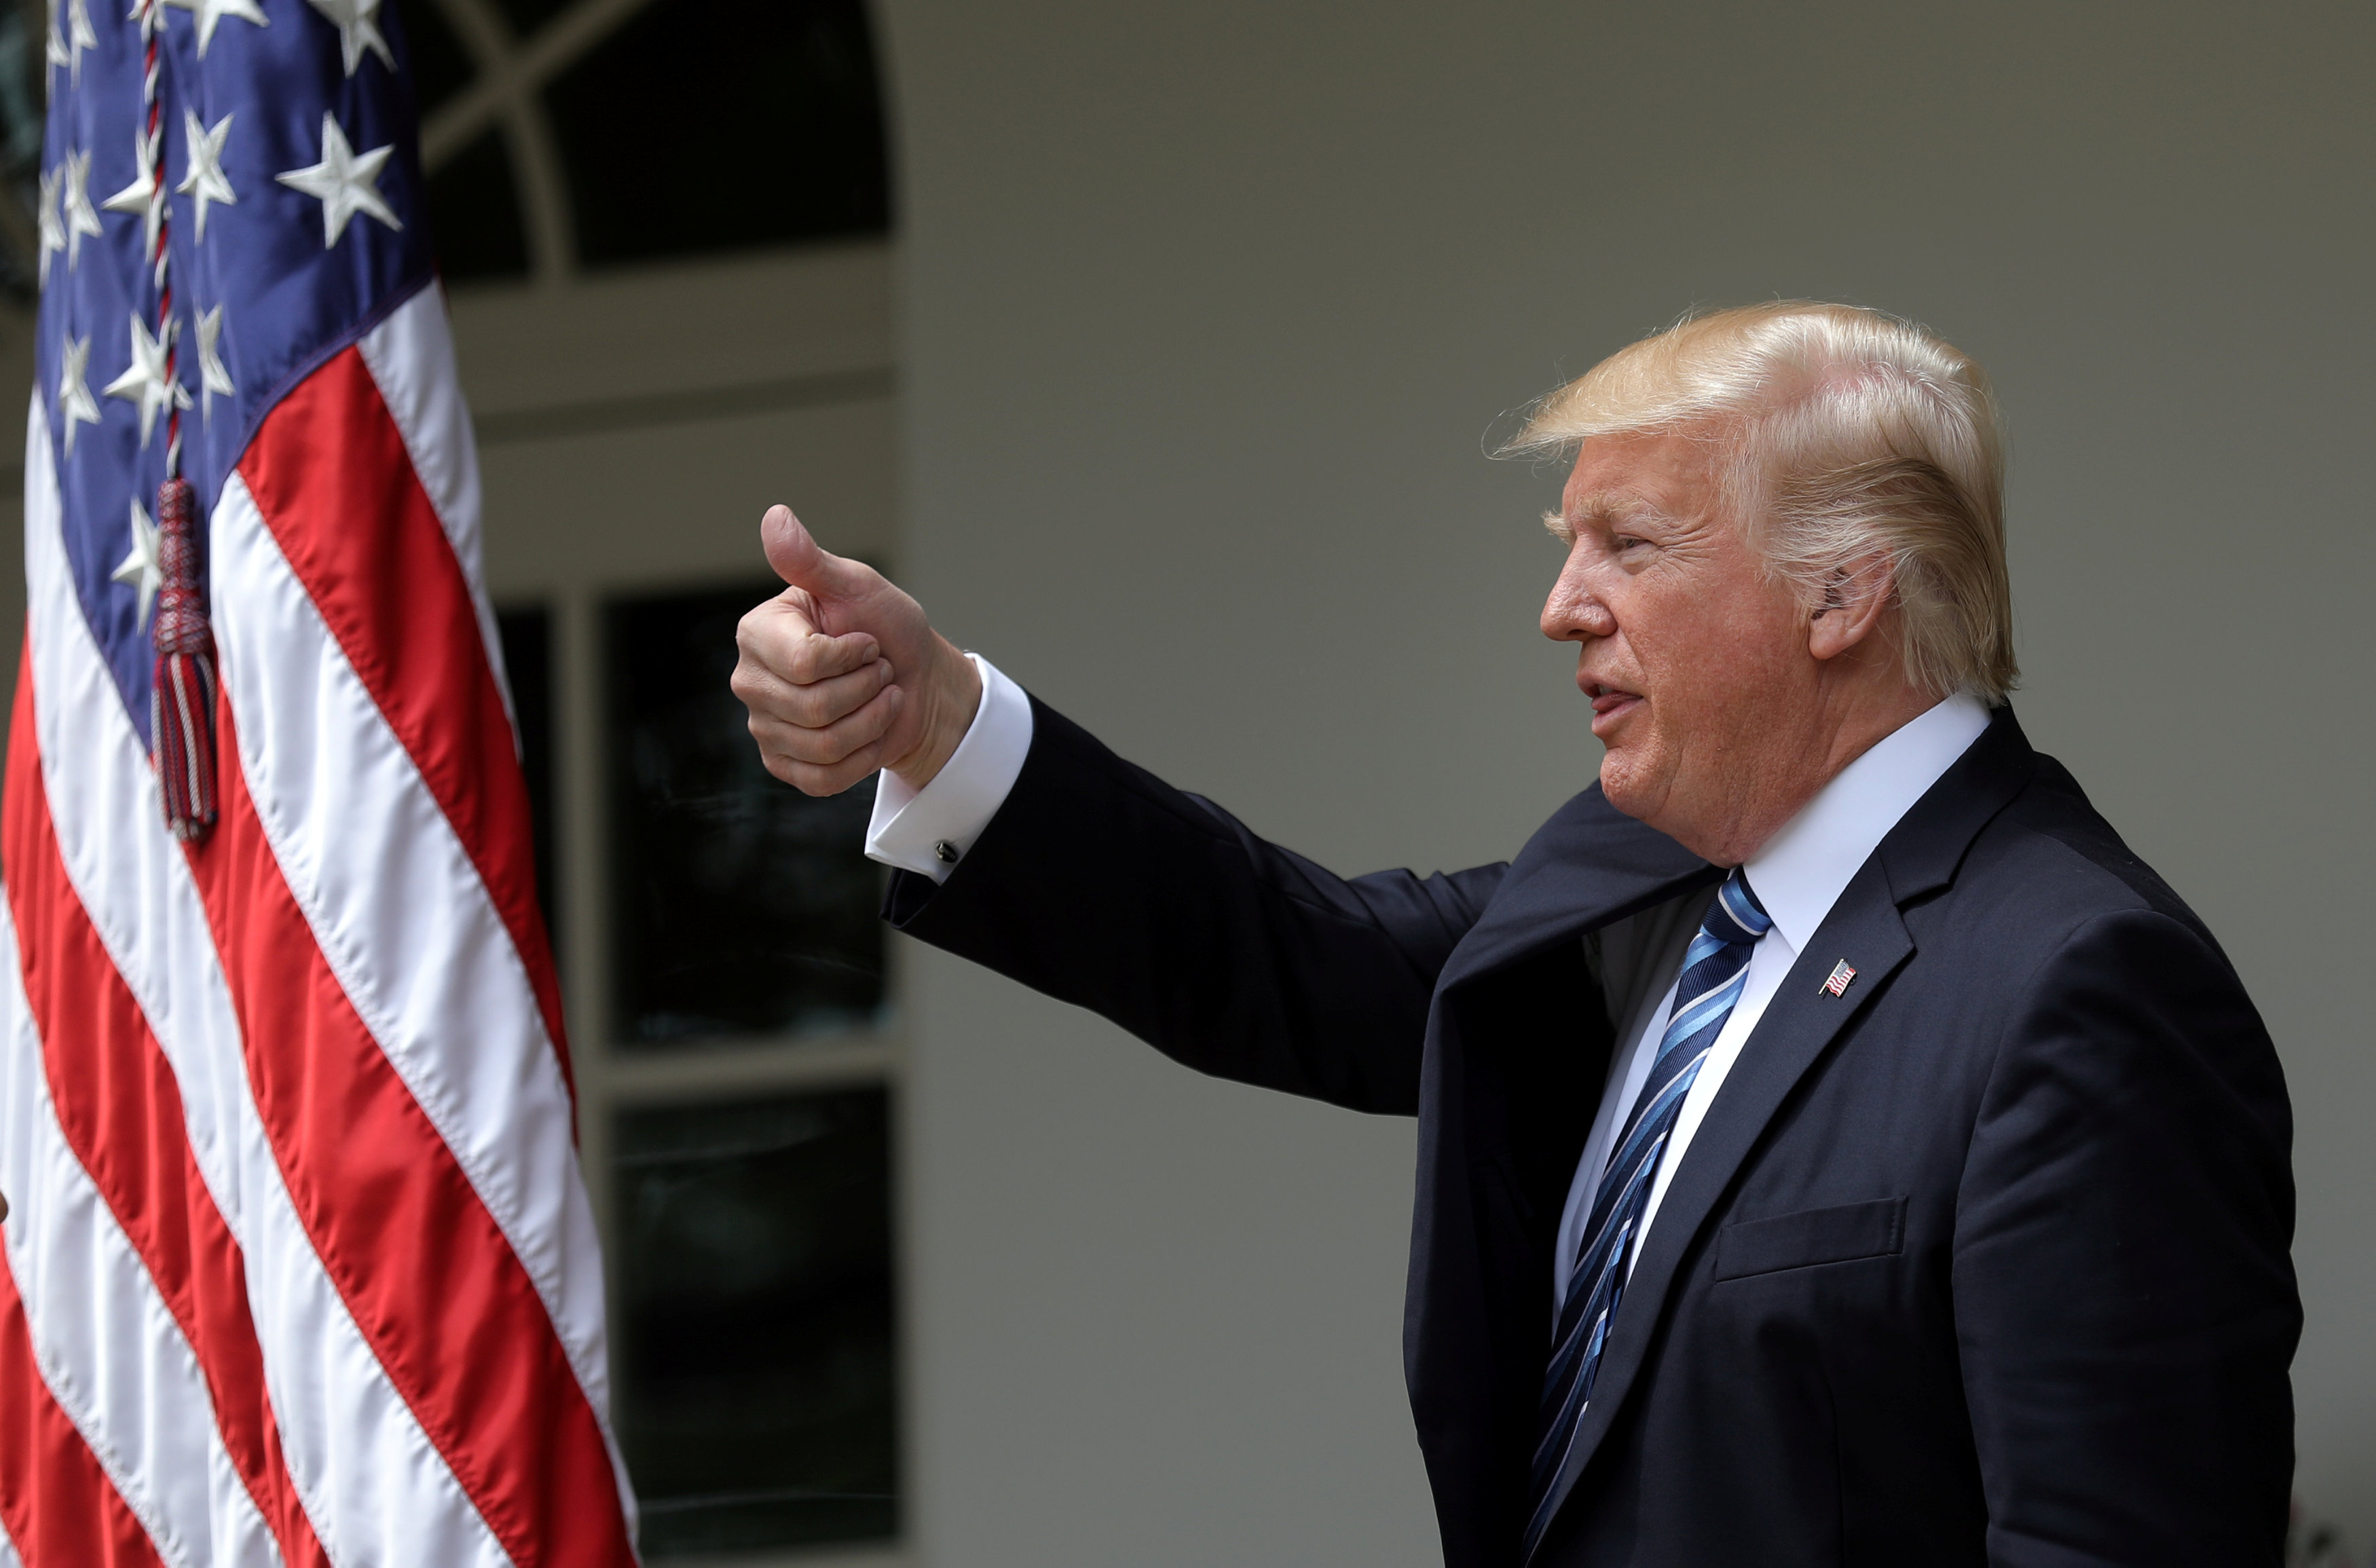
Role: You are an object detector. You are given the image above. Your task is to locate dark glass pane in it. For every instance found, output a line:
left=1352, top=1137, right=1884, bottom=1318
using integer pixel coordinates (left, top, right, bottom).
left=546, top=0, right=891, bottom=268
left=495, top=604, right=558, bottom=954
left=426, top=129, right=531, bottom=284
left=391, top=0, right=477, bottom=118
left=485, top=0, right=574, bottom=42
left=606, top=582, right=885, bottom=1046
left=0, top=0, right=45, bottom=299
left=614, top=1088, right=899, bottom=1555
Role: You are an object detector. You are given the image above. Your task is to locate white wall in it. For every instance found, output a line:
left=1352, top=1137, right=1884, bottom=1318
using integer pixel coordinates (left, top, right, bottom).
left=872, top=2, right=2375, bottom=1561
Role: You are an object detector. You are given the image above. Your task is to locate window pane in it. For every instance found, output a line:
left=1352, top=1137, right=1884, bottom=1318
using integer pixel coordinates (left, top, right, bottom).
left=606, top=583, right=886, bottom=1047
left=545, top=0, right=891, bottom=268
left=0, top=0, right=44, bottom=300
left=426, top=129, right=532, bottom=285
left=614, top=1087, right=899, bottom=1556
left=495, top=604, right=558, bottom=952
left=485, top=0, right=574, bottom=42
left=391, top=0, right=477, bottom=119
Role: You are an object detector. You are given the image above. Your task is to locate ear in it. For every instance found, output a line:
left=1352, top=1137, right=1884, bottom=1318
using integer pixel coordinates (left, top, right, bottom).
left=1806, top=554, right=1895, bottom=662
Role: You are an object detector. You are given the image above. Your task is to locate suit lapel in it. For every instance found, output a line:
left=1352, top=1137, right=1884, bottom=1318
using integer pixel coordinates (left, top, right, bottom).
left=1525, top=705, right=2041, bottom=1533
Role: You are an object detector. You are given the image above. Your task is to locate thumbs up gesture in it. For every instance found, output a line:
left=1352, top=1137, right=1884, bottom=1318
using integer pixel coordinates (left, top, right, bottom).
left=732, top=504, right=983, bottom=796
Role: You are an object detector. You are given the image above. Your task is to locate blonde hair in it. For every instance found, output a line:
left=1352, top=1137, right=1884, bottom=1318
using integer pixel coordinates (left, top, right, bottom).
left=1509, top=301, right=2017, bottom=705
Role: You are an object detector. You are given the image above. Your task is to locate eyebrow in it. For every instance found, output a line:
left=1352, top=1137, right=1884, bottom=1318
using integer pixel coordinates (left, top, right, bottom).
left=1544, top=493, right=1679, bottom=544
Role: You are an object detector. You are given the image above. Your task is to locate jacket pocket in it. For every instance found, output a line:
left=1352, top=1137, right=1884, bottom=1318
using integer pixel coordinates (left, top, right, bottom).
left=1713, top=1196, right=1906, bottom=1282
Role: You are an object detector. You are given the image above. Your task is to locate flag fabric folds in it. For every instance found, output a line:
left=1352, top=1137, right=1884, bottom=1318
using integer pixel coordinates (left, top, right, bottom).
left=0, top=0, right=637, bottom=1562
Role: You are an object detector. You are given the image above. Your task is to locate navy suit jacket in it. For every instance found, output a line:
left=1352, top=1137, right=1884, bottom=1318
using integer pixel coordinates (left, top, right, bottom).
left=883, top=698, right=2298, bottom=1567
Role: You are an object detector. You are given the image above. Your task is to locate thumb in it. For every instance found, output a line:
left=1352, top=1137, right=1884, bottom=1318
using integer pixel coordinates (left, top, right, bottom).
left=761, top=504, right=866, bottom=596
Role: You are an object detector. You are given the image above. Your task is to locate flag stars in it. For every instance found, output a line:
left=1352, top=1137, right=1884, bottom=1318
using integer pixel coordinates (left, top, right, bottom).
left=46, top=0, right=96, bottom=81
left=164, top=0, right=266, bottom=56
left=37, top=167, right=62, bottom=287
left=196, top=303, right=234, bottom=419
left=305, top=0, right=393, bottom=77
left=102, top=124, right=166, bottom=258
left=58, top=149, right=104, bottom=276
left=277, top=113, right=401, bottom=246
left=113, top=498, right=163, bottom=629
left=178, top=111, right=238, bottom=242
left=57, top=334, right=101, bottom=456
left=102, top=312, right=191, bottom=448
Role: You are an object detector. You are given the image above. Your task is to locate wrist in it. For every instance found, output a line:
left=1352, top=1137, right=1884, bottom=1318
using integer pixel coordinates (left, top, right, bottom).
left=888, top=637, right=982, bottom=791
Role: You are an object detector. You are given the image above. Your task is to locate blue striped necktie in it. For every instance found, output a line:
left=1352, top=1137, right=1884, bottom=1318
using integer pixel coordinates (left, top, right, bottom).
left=1523, top=868, right=1772, bottom=1558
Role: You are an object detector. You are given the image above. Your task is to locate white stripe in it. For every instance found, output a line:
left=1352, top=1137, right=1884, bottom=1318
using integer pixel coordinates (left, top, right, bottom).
left=354, top=284, right=517, bottom=744
left=0, top=1506, right=21, bottom=1568
left=1663, top=973, right=1747, bottom=1044
left=1577, top=1131, right=1667, bottom=1269
left=1663, top=979, right=1739, bottom=1041
left=210, top=468, right=628, bottom=1509
left=0, top=901, right=278, bottom=1568
left=21, top=397, right=513, bottom=1568
left=1606, top=1056, right=1699, bottom=1172
left=1665, top=975, right=1736, bottom=1033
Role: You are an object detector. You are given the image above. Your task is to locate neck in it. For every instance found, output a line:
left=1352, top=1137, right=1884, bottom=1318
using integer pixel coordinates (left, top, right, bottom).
left=1679, top=680, right=1941, bottom=867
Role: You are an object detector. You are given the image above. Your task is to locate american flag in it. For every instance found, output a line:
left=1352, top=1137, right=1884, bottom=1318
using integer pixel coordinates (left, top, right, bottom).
left=0, top=0, right=636, bottom=1561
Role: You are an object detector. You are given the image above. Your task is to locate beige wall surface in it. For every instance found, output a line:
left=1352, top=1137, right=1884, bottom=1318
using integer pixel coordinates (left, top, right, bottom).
left=872, top=0, right=2375, bottom=1562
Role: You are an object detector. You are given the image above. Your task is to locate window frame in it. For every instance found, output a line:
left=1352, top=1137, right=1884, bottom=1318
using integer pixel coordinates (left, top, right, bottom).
left=464, top=238, right=908, bottom=1568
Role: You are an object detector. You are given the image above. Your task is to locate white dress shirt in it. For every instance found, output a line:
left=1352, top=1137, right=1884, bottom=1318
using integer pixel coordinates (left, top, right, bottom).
left=866, top=659, right=1991, bottom=1309
left=866, top=654, right=1035, bottom=880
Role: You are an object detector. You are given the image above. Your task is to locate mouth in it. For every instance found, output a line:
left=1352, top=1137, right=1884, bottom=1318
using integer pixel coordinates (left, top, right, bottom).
left=1582, top=680, right=1643, bottom=736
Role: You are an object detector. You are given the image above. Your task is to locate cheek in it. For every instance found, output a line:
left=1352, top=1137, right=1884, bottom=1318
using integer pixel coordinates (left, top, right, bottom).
left=1717, top=595, right=1813, bottom=699
left=1660, top=586, right=1799, bottom=695
left=1627, top=594, right=1729, bottom=709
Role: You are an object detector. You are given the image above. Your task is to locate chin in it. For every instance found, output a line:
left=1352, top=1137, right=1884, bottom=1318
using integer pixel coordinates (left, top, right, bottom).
left=1597, top=750, right=1660, bottom=824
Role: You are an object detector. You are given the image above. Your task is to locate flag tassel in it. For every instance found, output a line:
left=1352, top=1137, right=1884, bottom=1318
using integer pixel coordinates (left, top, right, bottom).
left=151, top=477, right=219, bottom=841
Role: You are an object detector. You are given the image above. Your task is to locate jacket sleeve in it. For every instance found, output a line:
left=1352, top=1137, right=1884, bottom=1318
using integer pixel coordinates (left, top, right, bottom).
left=880, top=696, right=1506, bottom=1115
left=1952, top=907, right=2299, bottom=1565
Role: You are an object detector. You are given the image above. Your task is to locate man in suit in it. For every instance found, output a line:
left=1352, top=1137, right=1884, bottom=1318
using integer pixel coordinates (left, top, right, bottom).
left=730, top=302, right=2298, bottom=1565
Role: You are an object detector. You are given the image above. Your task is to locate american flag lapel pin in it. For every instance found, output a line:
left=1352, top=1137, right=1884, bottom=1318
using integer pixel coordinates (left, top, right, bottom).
left=1821, top=960, right=1857, bottom=997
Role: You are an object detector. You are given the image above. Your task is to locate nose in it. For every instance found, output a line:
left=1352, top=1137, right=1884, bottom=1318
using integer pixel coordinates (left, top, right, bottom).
left=1542, top=559, right=1615, bottom=644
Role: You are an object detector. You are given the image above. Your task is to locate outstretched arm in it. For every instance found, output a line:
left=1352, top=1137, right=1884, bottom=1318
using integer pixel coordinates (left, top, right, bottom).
left=891, top=696, right=1500, bottom=1113
left=730, top=506, right=1502, bottom=1114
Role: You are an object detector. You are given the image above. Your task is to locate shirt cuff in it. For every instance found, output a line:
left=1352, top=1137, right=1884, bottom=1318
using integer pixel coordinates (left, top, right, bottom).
left=864, top=653, right=1033, bottom=884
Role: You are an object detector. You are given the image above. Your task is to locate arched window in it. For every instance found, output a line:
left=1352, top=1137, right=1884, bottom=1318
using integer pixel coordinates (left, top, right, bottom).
left=0, top=0, right=893, bottom=291
left=401, top=0, right=894, bottom=284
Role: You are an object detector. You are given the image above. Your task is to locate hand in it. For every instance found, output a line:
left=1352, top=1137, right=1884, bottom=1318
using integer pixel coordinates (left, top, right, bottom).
left=732, top=505, right=983, bottom=797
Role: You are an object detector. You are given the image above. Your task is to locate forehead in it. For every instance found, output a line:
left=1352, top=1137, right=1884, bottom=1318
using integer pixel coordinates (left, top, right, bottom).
left=1560, top=429, right=1725, bottom=523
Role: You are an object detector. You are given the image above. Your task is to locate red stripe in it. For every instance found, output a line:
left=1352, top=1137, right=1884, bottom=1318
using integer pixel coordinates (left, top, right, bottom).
left=181, top=696, right=633, bottom=1568
left=236, top=348, right=572, bottom=1099
left=1, top=655, right=331, bottom=1568
left=0, top=1249, right=170, bottom=1568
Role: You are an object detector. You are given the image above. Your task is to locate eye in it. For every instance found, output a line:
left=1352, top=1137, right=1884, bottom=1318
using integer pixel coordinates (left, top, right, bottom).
left=1612, top=534, right=1648, bottom=553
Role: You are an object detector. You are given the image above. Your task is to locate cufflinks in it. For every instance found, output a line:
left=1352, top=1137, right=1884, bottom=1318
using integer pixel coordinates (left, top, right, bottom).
left=933, top=840, right=960, bottom=865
